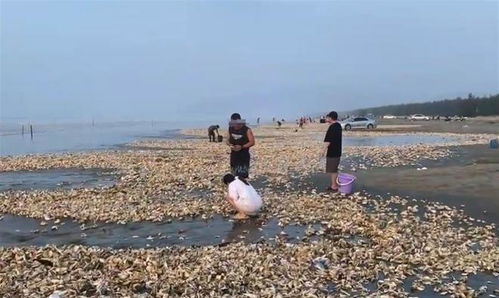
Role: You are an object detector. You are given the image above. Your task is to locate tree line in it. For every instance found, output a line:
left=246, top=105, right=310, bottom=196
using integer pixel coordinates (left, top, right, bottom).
left=354, top=94, right=499, bottom=117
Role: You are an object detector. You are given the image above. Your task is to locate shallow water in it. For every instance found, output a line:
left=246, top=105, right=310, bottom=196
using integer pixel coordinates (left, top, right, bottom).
left=0, top=214, right=322, bottom=248
left=344, top=134, right=459, bottom=147
left=356, top=271, right=498, bottom=297
left=0, top=168, right=117, bottom=192
left=0, top=121, right=206, bottom=156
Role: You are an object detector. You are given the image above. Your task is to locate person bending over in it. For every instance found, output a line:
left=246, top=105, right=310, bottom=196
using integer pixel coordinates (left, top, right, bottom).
left=223, top=174, right=263, bottom=219
left=208, top=125, right=220, bottom=142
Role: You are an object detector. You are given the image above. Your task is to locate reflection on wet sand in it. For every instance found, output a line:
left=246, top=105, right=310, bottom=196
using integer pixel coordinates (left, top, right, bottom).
left=0, top=168, right=117, bottom=192
left=0, top=214, right=320, bottom=248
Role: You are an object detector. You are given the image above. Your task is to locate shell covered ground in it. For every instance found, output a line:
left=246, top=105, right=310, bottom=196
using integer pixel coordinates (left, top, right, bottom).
left=0, top=124, right=497, bottom=297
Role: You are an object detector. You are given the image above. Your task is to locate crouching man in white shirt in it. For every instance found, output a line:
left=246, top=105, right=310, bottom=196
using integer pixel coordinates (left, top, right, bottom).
left=223, top=174, right=263, bottom=219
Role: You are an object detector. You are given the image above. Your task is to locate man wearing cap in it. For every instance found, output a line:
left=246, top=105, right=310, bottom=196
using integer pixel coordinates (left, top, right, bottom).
left=226, top=113, right=255, bottom=179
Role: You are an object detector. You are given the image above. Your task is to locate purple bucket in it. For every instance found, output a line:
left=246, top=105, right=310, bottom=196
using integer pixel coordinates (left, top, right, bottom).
left=336, top=173, right=356, bottom=195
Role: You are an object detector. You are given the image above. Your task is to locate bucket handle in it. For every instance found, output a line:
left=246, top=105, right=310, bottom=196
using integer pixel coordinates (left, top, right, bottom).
left=336, top=176, right=356, bottom=186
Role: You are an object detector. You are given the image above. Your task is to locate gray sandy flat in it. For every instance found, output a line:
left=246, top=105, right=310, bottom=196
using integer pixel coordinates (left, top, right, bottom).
left=354, top=145, right=499, bottom=224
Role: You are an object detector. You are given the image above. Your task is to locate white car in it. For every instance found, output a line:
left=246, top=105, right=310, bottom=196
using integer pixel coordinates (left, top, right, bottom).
left=383, top=115, right=397, bottom=119
left=340, top=117, right=377, bottom=130
left=410, top=114, right=430, bottom=121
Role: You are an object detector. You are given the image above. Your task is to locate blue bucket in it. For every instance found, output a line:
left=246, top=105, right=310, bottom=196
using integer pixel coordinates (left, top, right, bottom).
left=490, top=139, right=498, bottom=149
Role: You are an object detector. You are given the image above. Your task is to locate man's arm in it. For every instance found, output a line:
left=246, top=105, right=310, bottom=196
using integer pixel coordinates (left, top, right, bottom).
left=323, top=125, right=333, bottom=156
left=242, top=128, right=255, bottom=149
left=225, top=131, right=231, bottom=146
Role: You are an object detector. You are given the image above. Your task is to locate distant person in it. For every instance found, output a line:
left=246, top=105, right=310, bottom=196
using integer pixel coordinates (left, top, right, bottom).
left=257, top=117, right=260, bottom=125
left=223, top=174, right=263, bottom=219
left=323, top=111, right=342, bottom=192
left=277, top=120, right=282, bottom=128
left=208, top=125, right=220, bottom=142
left=226, top=113, right=255, bottom=178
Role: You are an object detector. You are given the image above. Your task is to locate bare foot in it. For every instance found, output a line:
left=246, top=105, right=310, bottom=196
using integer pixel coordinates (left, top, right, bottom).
left=233, top=213, right=249, bottom=220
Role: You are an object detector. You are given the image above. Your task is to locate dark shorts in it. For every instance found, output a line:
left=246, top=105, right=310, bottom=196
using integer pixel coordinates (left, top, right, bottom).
left=230, top=151, right=250, bottom=178
left=326, top=157, right=340, bottom=173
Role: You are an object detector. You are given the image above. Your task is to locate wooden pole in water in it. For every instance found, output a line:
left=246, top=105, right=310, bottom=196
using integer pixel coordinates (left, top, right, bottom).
left=30, top=125, right=33, bottom=140
left=21, top=125, right=24, bottom=136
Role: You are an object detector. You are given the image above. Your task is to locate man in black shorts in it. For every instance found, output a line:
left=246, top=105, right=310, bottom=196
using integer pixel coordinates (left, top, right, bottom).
left=323, top=111, right=342, bottom=192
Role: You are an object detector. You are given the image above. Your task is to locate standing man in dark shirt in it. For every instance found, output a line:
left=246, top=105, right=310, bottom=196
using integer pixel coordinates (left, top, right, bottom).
left=208, top=125, right=220, bottom=142
left=323, top=111, right=342, bottom=192
left=226, top=113, right=255, bottom=178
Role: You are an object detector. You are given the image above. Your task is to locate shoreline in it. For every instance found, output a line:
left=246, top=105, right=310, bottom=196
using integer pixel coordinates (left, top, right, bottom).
left=2, top=120, right=495, bottom=158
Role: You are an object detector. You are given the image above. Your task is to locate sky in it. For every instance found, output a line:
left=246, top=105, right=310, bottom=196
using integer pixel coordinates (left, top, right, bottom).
left=1, top=0, right=498, bottom=123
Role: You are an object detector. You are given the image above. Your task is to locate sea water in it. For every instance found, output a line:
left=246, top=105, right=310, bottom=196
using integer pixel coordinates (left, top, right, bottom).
left=0, top=121, right=210, bottom=156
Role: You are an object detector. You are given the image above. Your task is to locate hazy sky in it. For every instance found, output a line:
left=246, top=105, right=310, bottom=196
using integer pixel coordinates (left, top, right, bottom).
left=1, top=0, right=498, bottom=123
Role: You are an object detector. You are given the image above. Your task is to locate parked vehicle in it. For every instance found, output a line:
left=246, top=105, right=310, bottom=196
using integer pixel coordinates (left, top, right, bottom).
left=340, top=117, right=377, bottom=130
left=410, top=114, right=430, bottom=121
left=383, top=115, right=397, bottom=119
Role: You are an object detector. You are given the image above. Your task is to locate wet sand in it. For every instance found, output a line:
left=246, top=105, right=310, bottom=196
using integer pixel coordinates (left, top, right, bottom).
left=377, top=116, right=499, bottom=135
left=355, top=144, right=499, bottom=225
left=0, top=214, right=321, bottom=249
left=307, top=144, right=498, bottom=225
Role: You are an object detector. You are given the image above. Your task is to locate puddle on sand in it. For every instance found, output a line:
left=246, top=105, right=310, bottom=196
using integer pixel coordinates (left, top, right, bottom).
left=466, top=272, right=499, bottom=295
left=0, top=214, right=322, bottom=248
left=400, top=271, right=498, bottom=297
left=0, top=168, right=117, bottom=192
left=353, top=271, right=498, bottom=297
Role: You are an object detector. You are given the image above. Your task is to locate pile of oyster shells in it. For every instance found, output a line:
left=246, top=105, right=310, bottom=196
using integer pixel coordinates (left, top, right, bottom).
left=1, top=193, right=497, bottom=296
left=0, top=124, right=497, bottom=296
left=0, top=126, right=492, bottom=222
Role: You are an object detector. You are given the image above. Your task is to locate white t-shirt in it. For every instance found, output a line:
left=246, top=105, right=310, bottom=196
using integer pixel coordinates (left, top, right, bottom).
left=228, top=177, right=263, bottom=214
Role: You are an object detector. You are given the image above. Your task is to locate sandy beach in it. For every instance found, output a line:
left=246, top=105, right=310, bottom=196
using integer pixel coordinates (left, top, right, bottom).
left=0, top=121, right=498, bottom=297
left=2, top=0, right=498, bottom=296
